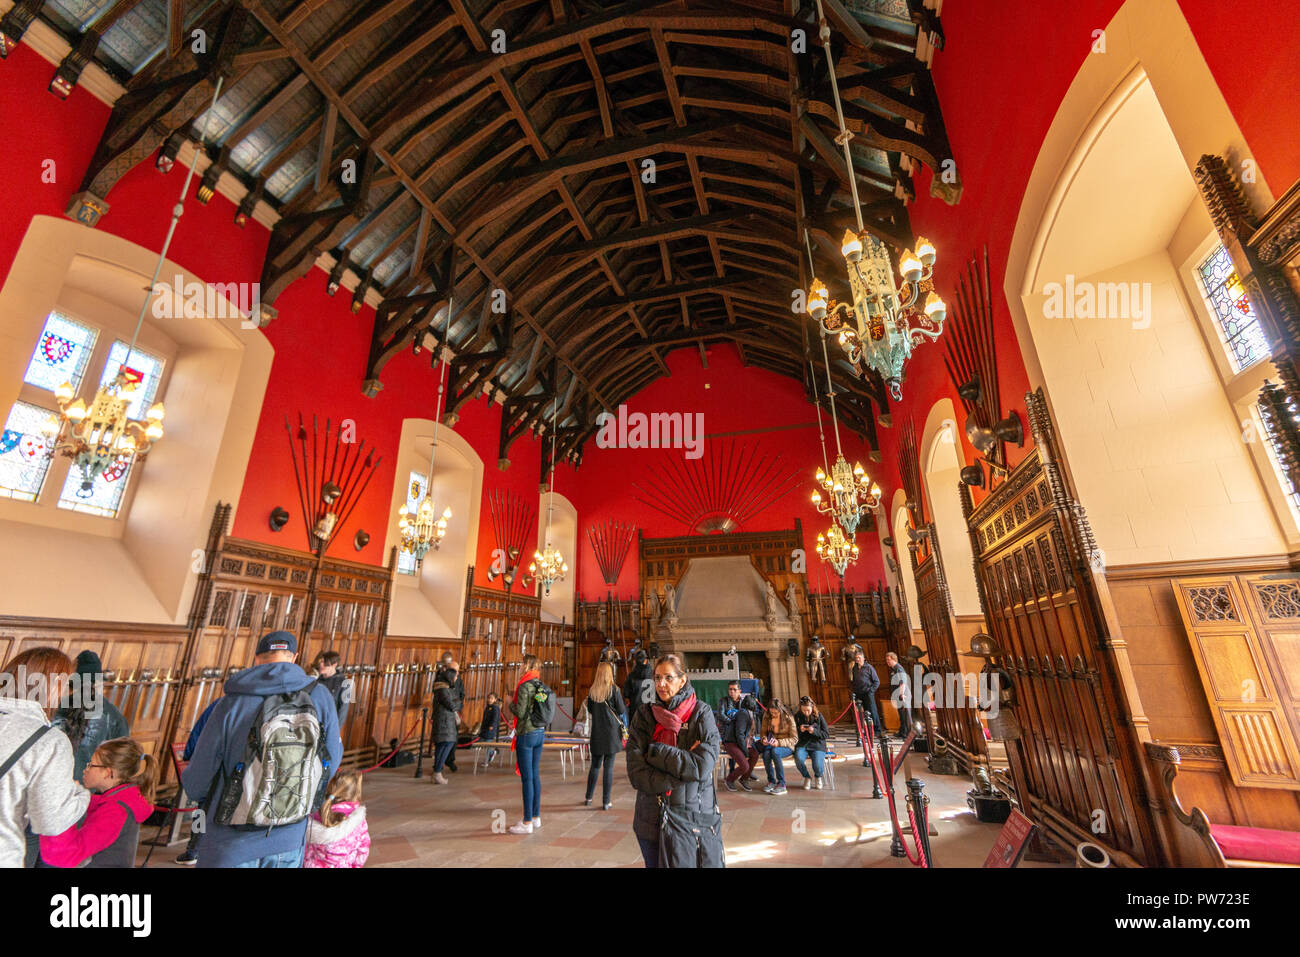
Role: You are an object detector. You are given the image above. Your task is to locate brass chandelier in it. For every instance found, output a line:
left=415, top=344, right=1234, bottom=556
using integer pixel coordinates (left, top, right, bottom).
left=38, top=77, right=231, bottom=493
left=802, top=0, right=946, bottom=401
left=531, top=397, right=568, bottom=595
left=398, top=297, right=454, bottom=566
left=815, top=523, right=860, bottom=578
left=807, top=232, right=882, bottom=547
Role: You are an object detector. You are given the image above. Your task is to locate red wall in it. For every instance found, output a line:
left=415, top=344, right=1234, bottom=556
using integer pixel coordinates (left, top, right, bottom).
left=859, top=0, right=1300, bottom=566
left=0, top=42, right=543, bottom=590
left=567, top=344, right=887, bottom=600
left=2, top=0, right=1296, bottom=613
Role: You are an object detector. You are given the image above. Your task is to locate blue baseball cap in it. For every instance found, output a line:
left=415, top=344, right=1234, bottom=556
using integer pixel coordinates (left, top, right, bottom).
left=256, top=630, right=298, bottom=655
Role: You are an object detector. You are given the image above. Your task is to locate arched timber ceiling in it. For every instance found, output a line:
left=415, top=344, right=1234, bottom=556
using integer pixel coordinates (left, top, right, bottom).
left=54, top=0, right=960, bottom=469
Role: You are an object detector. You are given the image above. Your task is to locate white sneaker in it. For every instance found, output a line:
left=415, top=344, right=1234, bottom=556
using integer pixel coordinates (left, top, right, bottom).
left=803, top=778, right=812, bottom=790
left=507, top=820, right=533, bottom=835
left=815, top=777, right=824, bottom=790
left=531, top=817, right=542, bottom=829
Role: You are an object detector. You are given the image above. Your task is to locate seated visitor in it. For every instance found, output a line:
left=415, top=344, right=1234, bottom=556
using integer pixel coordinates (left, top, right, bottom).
left=792, top=696, right=830, bottom=790
left=760, top=699, right=798, bottom=795
left=477, top=692, right=502, bottom=767
left=718, top=681, right=755, bottom=792
left=39, top=737, right=156, bottom=868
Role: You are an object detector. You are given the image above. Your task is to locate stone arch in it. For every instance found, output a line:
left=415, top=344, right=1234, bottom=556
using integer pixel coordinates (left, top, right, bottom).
left=1003, top=0, right=1286, bottom=565
left=919, top=398, right=982, bottom=616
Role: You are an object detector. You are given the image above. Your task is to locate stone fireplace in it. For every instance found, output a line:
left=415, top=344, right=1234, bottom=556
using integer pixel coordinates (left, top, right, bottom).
left=652, top=555, right=805, bottom=703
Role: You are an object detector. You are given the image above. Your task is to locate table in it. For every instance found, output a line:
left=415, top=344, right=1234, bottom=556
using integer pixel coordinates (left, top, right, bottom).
left=464, top=740, right=582, bottom=779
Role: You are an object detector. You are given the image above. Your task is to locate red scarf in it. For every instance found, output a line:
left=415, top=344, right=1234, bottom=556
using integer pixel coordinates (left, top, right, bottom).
left=509, top=670, right=541, bottom=776
left=651, top=693, right=697, bottom=746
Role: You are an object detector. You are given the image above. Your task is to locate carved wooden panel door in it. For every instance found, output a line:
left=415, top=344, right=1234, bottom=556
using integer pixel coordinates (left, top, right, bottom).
left=1171, top=574, right=1300, bottom=789
left=963, top=389, right=1159, bottom=865
left=913, top=526, right=987, bottom=766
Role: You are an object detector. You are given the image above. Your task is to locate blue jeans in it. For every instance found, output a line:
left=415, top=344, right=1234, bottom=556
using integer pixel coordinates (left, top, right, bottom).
left=234, top=847, right=303, bottom=868
left=516, top=729, right=544, bottom=819
left=762, top=746, right=793, bottom=785
left=433, top=740, right=455, bottom=772
left=794, top=747, right=825, bottom=779
left=637, top=836, right=660, bottom=869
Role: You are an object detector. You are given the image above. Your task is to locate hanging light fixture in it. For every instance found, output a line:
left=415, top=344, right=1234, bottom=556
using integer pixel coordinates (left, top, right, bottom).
left=806, top=231, right=881, bottom=541
left=531, top=397, right=568, bottom=595
left=815, top=523, right=860, bottom=578
left=398, top=304, right=454, bottom=566
left=801, top=0, right=946, bottom=401
left=41, top=78, right=229, bottom=493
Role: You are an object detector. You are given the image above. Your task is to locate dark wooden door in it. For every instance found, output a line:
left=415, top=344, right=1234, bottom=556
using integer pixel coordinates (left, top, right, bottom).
left=961, top=389, right=1159, bottom=865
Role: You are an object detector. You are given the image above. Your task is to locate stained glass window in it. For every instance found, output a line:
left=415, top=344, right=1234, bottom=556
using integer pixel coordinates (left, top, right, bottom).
left=1198, top=245, right=1269, bottom=373
left=0, top=401, right=57, bottom=502
left=23, top=312, right=98, bottom=393
left=1257, top=403, right=1300, bottom=519
left=397, top=469, right=428, bottom=576
left=99, top=341, right=164, bottom=420
left=57, top=451, right=134, bottom=517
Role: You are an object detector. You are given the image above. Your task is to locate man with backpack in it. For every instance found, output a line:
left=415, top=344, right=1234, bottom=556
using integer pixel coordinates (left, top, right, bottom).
left=182, top=631, right=342, bottom=868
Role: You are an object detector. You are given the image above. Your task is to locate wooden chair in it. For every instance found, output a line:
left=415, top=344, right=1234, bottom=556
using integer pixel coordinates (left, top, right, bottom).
left=1154, top=745, right=1300, bottom=867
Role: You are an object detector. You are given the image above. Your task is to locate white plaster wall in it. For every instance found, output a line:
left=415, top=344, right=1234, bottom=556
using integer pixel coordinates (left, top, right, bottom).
left=1024, top=249, right=1285, bottom=565
left=920, top=399, right=982, bottom=616
left=385, top=418, right=483, bottom=639
left=536, top=490, right=576, bottom=624
left=0, top=217, right=273, bottom=622
left=891, top=489, right=922, bottom=629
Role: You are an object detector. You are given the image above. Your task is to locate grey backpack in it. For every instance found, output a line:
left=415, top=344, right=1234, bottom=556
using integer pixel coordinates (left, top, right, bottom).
left=215, top=684, right=331, bottom=829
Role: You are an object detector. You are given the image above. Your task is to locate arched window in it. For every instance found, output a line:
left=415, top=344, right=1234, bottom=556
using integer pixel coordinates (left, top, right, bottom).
left=1181, top=239, right=1300, bottom=538
left=921, top=402, right=982, bottom=618
left=385, top=419, right=483, bottom=638
left=536, top=490, right=577, bottom=624
left=0, top=218, right=273, bottom=622
left=3, top=309, right=172, bottom=517
left=891, top=493, right=922, bottom=632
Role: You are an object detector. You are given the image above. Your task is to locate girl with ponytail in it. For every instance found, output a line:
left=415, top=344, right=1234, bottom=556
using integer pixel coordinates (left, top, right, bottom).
left=39, top=737, right=157, bottom=868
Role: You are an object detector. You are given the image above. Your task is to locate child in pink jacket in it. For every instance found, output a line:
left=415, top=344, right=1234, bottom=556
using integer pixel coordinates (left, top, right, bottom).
left=305, top=770, right=369, bottom=868
left=40, top=737, right=156, bottom=868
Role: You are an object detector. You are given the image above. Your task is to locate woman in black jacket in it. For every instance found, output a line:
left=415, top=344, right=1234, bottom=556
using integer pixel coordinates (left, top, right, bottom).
left=625, top=654, right=722, bottom=868
left=577, top=661, right=627, bottom=809
left=792, top=695, right=830, bottom=790
left=431, top=661, right=463, bottom=785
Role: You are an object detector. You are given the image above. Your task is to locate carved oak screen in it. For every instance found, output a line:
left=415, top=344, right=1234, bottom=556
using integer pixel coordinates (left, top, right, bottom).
left=961, top=390, right=1159, bottom=865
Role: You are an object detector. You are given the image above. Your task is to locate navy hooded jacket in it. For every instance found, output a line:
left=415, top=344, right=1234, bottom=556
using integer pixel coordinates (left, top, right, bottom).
left=181, top=662, right=342, bottom=868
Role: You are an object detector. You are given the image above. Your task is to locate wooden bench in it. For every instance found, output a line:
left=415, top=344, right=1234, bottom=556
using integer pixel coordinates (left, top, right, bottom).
left=1151, top=744, right=1300, bottom=867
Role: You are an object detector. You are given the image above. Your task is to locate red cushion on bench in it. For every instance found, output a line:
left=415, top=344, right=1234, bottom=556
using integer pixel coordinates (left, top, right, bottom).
left=1209, top=823, right=1300, bottom=865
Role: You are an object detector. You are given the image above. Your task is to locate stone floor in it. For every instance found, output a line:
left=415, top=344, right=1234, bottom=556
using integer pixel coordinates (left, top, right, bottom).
left=141, top=727, right=1064, bottom=868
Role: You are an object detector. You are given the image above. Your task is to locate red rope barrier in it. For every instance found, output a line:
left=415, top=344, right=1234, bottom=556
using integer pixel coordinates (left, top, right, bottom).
left=853, top=700, right=924, bottom=867
left=359, top=719, right=422, bottom=774
left=828, top=700, right=853, bottom=725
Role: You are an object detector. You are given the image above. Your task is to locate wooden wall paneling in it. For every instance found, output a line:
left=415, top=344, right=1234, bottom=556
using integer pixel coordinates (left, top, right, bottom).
left=0, top=618, right=186, bottom=771
left=1171, top=574, right=1300, bottom=789
left=963, top=389, right=1161, bottom=865
left=912, top=526, right=986, bottom=766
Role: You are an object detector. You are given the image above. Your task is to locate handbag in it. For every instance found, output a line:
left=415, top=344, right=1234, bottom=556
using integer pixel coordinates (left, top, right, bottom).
left=657, top=797, right=725, bottom=868
left=605, top=699, right=629, bottom=748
